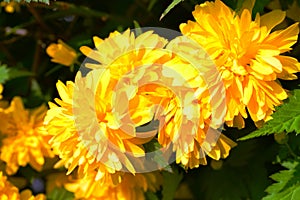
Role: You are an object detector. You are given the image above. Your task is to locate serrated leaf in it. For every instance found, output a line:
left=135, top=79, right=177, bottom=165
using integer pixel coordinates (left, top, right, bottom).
left=0, top=65, right=9, bottom=84
left=162, top=168, right=183, bottom=200
left=263, top=160, right=300, bottom=200
left=160, top=0, right=183, bottom=20
left=47, top=187, right=74, bottom=200
left=4, top=0, right=50, bottom=4
left=239, top=89, right=300, bottom=140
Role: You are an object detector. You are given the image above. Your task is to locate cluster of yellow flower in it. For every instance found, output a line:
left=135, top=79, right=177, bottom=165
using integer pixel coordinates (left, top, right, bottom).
left=0, top=171, right=45, bottom=199
left=1, top=0, right=300, bottom=199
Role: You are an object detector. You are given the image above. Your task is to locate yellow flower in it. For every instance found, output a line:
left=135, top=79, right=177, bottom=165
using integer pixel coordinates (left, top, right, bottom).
left=0, top=171, right=45, bottom=200
left=0, top=84, right=3, bottom=99
left=44, top=30, right=171, bottom=184
left=134, top=83, right=235, bottom=168
left=65, top=171, right=162, bottom=200
left=19, top=190, right=45, bottom=200
left=0, top=171, right=19, bottom=200
left=45, top=29, right=236, bottom=175
left=0, top=97, right=54, bottom=175
left=0, top=2, right=20, bottom=13
left=46, top=39, right=77, bottom=66
left=180, top=0, right=300, bottom=128
left=129, top=36, right=236, bottom=168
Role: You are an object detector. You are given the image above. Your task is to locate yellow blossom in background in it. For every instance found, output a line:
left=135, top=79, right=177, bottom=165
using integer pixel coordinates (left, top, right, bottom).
left=0, top=1, right=20, bottom=13
left=46, top=39, right=77, bottom=66
left=65, top=171, right=162, bottom=200
left=0, top=84, right=3, bottom=99
left=0, top=97, right=54, bottom=175
left=0, top=171, right=45, bottom=200
left=0, top=171, right=19, bottom=200
left=180, top=0, right=300, bottom=128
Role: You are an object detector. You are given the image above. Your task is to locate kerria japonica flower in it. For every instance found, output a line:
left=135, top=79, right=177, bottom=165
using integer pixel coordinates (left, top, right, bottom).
left=0, top=84, right=3, bottom=99
left=0, top=97, right=54, bottom=175
left=44, top=28, right=236, bottom=188
left=46, top=39, right=77, bottom=67
left=64, top=171, right=162, bottom=200
left=0, top=171, right=46, bottom=200
left=180, top=0, right=300, bottom=128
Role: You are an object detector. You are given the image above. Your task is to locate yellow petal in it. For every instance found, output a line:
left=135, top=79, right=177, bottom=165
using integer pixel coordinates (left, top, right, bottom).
left=260, top=10, right=286, bottom=32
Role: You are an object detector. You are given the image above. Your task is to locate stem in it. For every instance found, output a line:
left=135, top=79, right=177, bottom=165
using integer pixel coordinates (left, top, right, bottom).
left=26, top=4, right=52, bottom=33
left=285, top=142, right=298, bottom=159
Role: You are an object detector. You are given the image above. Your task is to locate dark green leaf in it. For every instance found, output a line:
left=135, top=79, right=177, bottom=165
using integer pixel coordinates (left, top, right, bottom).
left=188, top=138, right=276, bottom=200
left=239, top=89, right=300, bottom=140
left=47, top=187, right=74, bottom=200
left=162, top=167, right=183, bottom=200
left=279, top=0, right=294, bottom=10
left=252, top=0, right=271, bottom=15
left=264, top=159, right=300, bottom=200
left=145, top=191, right=160, bottom=200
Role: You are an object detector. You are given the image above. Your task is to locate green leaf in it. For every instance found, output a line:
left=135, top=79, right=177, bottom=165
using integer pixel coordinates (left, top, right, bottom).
left=160, top=0, right=183, bottom=20
left=0, top=64, right=9, bottom=84
left=147, top=0, right=159, bottom=11
left=188, top=138, right=275, bottom=200
left=162, top=167, right=183, bottom=200
left=133, top=20, right=142, bottom=36
left=252, top=0, right=271, bottom=16
left=279, top=0, right=294, bottom=10
left=239, top=89, right=300, bottom=140
left=143, top=138, right=172, bottom=172
left=145, top=191, right=160, bottom=200
left=4, top=0, right=50, bottom=4
left=8, top=68, right=34, bottom=80
left=47, top=187, right=74, bottom=200
left=263, top=159, right=300, bottom=200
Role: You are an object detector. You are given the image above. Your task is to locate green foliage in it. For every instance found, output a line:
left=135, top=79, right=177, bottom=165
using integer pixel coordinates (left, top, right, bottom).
left=252, top=0, right=271, bottom=15
left=187, top=138, right=276, bottom=200
left=0, top=64, right=9, bottom=83
left=145, top=191, right=160, bottom=200
left=264, top=160, right=300, bottom=200
left=279, top=0, right=294, bottom=10
left=8, top=68, right=34, bottom=80
left=3, top=0, right=50, bottom=4
left=240, top=89, right=300, bottom=140
left=47, top=187, right=74, bottom=200
left=162, top=167, right=183, bottom=200
left=160, top=0, right=184, bottom=20
left=143, top=138, right=172, bottom=172
left=0, top=64, right=33, bottom=84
